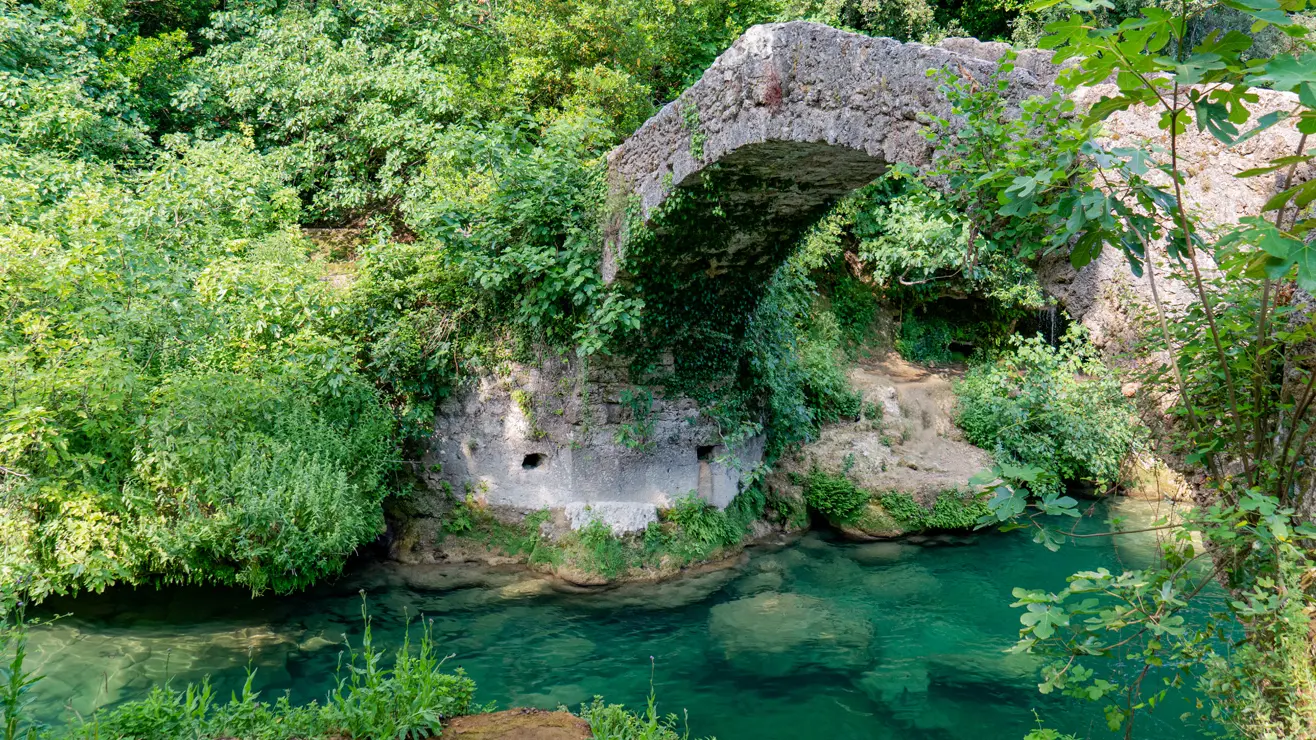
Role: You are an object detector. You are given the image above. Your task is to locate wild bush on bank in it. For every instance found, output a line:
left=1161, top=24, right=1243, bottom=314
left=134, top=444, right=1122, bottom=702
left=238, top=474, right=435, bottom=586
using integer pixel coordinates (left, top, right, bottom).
left=940, top=11, right=1316, bottom=730
left=955, top=326, right=1143, bottom=495
left=0, top=138, right=396, bottom=601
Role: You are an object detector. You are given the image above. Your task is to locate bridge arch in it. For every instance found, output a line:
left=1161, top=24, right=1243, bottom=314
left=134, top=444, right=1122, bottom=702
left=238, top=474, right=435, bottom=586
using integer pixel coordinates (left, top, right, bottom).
left=603, top=22, right=1059, bottom=294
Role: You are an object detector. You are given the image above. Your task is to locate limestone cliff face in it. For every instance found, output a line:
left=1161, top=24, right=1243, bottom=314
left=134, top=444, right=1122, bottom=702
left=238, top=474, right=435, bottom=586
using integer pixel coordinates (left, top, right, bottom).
left=1038, top=84, right=1310, bottom=361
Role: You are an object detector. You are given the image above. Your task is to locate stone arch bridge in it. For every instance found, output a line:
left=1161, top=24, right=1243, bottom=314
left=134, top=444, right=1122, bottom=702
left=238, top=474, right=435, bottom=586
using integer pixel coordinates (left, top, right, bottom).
left=409, top=23, right=1068, bottom=546
left=602, top=21, right=1059, bottom=292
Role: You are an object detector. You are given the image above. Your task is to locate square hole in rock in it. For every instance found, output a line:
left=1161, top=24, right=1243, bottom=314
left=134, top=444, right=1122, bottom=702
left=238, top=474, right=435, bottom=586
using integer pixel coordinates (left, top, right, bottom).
left=522, top=453, right=546, bottom=470
left=697, top=445, right=716, bottom=462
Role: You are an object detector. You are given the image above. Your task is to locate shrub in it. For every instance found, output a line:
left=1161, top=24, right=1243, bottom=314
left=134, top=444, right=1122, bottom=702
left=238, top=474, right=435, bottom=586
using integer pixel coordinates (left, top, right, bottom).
left=954, top=326, right=1142, bottom=494
left=3, top=372, right=396, bottom=599
left=0, top=140, right=396, bottom=602
left=662, top=495, right=738, bottom=548
left=650, top=489, right=752, bottom=558
left=897, top=313, right=957, bottom=365
left=563, top=519, right=635, bottom=579
left=579, top=695, right=702, bottom=740
left=826, top=270, right=880, bottom=349
left=442, top=499, right=553, bottom=562
left=877, top=491, right=987, bottom=531
left=802, top=469, right=870, bottom=523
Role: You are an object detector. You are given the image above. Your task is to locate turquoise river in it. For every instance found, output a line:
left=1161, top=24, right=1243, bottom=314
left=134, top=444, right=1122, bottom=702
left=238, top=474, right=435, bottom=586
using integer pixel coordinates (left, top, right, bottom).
left=26, top=498, right=1222, bottom=739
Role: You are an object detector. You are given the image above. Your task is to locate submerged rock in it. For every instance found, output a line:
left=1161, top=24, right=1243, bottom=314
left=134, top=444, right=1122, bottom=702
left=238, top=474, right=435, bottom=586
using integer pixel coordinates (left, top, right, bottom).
left=532, top=635, right=595, bottom=666
left=847, top=541, right=915, bottom=565
left=856, top=657, right=931, bottom=704
left=859, top=564, right=940, bottom=603
left=732, top=569, right=785, bottom=596
left=708, top=592, right=872, bottom=676
left=573, top=564, right=743, bottom=610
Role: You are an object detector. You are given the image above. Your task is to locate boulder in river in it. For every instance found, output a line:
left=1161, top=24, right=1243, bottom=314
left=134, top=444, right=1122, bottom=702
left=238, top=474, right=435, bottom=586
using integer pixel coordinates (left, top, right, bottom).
left=708, top=592, right=872, bottom=676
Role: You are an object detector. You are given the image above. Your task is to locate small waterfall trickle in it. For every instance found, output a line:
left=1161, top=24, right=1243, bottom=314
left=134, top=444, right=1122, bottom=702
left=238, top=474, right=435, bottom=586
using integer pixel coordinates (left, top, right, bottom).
left=1037, top=303, right=1059, bottom=347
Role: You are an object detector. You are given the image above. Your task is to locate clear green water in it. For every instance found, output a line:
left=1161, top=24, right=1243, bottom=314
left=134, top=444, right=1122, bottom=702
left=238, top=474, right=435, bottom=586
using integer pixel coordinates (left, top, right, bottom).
left=27, top=499, right=1221, bottom=739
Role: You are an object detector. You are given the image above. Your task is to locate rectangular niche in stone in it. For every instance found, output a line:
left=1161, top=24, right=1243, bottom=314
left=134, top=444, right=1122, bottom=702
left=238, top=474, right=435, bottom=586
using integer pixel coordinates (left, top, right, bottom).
left=697, top=445, right=720, bottom=500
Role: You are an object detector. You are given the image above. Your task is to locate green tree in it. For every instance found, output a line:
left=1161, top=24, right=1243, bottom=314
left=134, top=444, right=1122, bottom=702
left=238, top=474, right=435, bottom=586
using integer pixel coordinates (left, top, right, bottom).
left=956, top=3, right=1316, bottom=735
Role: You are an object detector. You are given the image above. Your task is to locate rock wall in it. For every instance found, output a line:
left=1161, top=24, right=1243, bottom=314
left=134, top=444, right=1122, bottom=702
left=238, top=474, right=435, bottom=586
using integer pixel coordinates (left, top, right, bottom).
left=1038, top=84, right=1310, bottom=360
left=416, top=351, right=763, bottom=534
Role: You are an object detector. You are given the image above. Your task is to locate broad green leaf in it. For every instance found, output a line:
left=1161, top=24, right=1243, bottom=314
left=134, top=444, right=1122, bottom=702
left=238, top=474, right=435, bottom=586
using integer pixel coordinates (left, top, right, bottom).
left=1070, top=230, right=1104, bottom=269
left=1234, top=109, right=1288, bottom=145
left=1084, top=95, right=1139, bottom=124
left=1220, top=0, right=1299, bottom=28
left=1248, top=52, right=1316, bottom=91
left=1172, top=52, right=1226, bottom=84
left=1193, top=97, right=1239, bottom=142
left=1194, top=29, right=1257, bottom=61
left=1258, top=177, right=1316, bottom=212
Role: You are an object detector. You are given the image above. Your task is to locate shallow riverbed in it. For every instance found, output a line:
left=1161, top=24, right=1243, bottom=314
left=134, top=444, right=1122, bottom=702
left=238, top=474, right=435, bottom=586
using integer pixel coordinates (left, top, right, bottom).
left=27, top=498, right=1219, bottom=739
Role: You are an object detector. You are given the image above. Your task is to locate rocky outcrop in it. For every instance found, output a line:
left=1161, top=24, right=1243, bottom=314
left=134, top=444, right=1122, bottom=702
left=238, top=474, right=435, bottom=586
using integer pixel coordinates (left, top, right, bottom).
left=1038, top=84, right=1309, bottom=360
left=766, top=355, right=991, bottom=539
left=442, top=709, right=592, bottom=740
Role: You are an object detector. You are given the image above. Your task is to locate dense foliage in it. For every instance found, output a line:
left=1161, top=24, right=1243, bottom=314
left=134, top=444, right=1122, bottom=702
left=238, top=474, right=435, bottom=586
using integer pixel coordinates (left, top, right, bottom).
left=956, top=327, right=1143, bottom=495
left=0, top=0, right=802, bottom=601
left=802, top=468, right=871, bottom=523
left=877, top=490, right=988, bottom=531
left=0, top=136, right=395, bottom=600
left=941, top=2, right=1316, bottom=736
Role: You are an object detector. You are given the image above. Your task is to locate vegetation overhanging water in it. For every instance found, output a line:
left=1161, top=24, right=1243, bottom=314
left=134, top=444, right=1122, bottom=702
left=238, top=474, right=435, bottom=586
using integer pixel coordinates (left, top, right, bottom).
left=25, top=500, right=1220, bottom=740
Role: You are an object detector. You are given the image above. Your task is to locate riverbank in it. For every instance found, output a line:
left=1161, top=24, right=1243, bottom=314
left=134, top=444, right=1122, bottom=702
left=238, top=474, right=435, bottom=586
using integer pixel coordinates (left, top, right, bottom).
left=21, top=499, right=1216, bottom=740
left=386, top=354, right=1005, bottom=589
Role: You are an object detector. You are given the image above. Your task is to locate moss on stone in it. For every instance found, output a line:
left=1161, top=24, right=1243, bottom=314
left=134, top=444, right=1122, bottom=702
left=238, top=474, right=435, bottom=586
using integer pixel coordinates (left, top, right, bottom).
left=847, top=500, right=906, bottom=538
left=877, top=490, right=987, bottom=531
